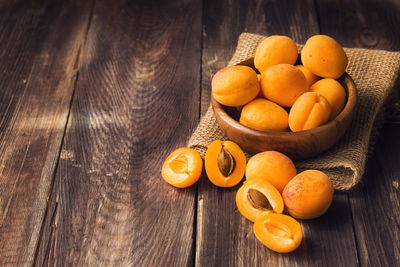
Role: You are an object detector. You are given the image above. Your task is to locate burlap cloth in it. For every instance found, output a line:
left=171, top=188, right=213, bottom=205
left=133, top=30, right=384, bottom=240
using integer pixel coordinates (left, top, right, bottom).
left=188, top=33, right=400, bottom=190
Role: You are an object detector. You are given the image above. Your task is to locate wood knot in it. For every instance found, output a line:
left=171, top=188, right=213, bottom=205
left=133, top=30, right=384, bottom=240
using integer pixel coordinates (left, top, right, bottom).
left=359, top=29, right=378, bottom=47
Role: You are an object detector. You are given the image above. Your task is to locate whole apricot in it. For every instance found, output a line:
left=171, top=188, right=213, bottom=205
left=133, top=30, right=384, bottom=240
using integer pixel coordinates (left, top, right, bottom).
left=212, top=65, right=260, bottom=107
left=301, top=35, right=348, bottom=79
left=239, top=99, right=289, bottom=132
left=288, top=92, right=331, bottom=132
left=205, top=140, right=246, bottom=187
left=310, top=78, right=346, bottom=119
left=296, top=65, right=319, bottom=88
left=161, top=148, right=202, bottom=188
left=245, top=151, right=297, bottom=193
left=254, top=213, right=303, bottom=253
left=254, top=35, right=298, bottom=73
left=282, top=170, right=334, bottom=219
left=261, top=64, right=308, bottom=107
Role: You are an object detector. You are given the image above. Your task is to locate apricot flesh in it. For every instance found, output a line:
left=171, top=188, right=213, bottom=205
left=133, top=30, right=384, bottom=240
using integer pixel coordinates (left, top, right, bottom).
left=254, top=213, right=303, bottom=253
left=282, top=170, right=334, bottom=219
left=261, top=64, right=308, bottom=107
left=205, top=140, right=246, bottom=187
left=254, top=35, right=298, bottom=73
left=245, top=151, right=297, bottom=193
left=161, top=148, right=202, bottom=188
left=301, top=35, right=348, bottom=79
left=236, top=179, right=284, bottom=222
left=310, top=78, right=347, bottom=119
left=239, top=99, right=289, bottom=132
left=296, top=65, right=319, bottom=88
left=212, top=65, right=260, bottom=107
left=288, top=92, right=331, bottom=132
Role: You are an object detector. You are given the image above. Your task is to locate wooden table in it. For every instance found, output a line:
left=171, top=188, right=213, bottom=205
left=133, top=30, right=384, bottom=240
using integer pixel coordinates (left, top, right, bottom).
left=0, top=0, right=399, bottom=266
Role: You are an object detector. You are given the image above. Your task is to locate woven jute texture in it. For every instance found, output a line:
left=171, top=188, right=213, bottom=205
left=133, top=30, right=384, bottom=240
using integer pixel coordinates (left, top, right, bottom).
left=188, top=33, right=400, bottom=190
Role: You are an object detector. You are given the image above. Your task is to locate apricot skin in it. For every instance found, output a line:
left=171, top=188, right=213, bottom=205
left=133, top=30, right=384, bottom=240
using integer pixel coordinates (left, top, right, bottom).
left=245, top=151, right=297, bottom=193
left=236, top=180, right=284, bottom=222
left=253, top=213, right=303, bottom=253
left=288, top=92, right=331, bottom=132
left=301, top=35, right=348, bottom=79
left=282, top=170, right=334, bottom=219
left=161, top=148, right=202, bottom=188
left=239, top=99, right=289, bottom=132
left=261, top=64, right=308, bottom=108
left=205, top=140, right=246, bottom=187
left=254, top=35, right=298, bottom=73
left=212, top=65, right=260, bottom=107
left=296, top=65, right=319, bottom=88
left=310, top=78, right=347, bottom=119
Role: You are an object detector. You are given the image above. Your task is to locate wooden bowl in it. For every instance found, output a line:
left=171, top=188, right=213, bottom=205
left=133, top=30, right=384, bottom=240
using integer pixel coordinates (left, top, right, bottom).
left=211, top=58, right=357, bottom=160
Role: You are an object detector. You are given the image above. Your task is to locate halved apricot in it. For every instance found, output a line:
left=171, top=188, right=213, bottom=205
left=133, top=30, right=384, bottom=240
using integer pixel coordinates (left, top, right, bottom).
left=205, top=140, right=246, bottom=187
left=236, top=180, right=284, bottom=222
left=161, top=147, right=202, bottom=188
left=253, top=213, right=303, bottom=253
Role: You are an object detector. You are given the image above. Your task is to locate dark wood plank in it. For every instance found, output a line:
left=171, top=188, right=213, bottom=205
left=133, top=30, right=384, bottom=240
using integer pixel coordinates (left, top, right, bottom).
left=0, top=0, right=93, bottom=265
left=35, top=0, right=202, bottom=265
left=197, top=0, right=359, bottom=266
left=316, top=0, right=400, bottom=265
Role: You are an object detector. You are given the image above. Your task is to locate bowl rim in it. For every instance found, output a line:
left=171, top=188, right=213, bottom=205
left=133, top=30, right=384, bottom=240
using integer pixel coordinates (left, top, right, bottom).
left=211, top=59, right=357, bottom=138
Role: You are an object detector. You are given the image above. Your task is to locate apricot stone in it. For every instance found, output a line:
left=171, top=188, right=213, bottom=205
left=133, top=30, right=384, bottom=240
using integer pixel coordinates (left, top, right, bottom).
left=261, top=64, right=308, bottom=107
left=239, top=99, right=289, bottom=132
left=296, top=65, right=319, bottom=88
left=212, top=65, right=260, bottom=107
left=288, top=92, right=331, bottom=132
left=245, top=151, right=297, bottom=193
left=254, top=35, right=298, bottom=73
left=282, top=170, right=334, bottom=219
left=310, top=78, right=347, bottom=119
left=301, top=35, right=348, bottom=79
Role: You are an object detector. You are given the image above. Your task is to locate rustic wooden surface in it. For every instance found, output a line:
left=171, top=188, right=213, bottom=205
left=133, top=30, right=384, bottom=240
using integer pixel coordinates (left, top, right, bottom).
left=0, top=0, right=399, bottom=266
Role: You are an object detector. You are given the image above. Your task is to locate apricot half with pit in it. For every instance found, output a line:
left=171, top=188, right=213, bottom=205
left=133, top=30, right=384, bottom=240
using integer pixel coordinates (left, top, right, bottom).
left=161, top=148, right=202, bottom=188
left=205, top=140, right=246, bottom=187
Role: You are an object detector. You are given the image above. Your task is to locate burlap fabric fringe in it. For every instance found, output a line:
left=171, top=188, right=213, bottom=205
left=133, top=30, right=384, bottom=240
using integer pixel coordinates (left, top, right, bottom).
left=188, top=33, right=400, bottom=190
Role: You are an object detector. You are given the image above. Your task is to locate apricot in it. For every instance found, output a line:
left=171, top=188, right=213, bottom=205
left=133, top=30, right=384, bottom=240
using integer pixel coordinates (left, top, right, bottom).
left=245, top=151, right=296, bottom=193
left=212, top=65, right=260, bottom=107
left=254, top=35, right=298, bottom=73
left=310, top=78, right=347, bottom=119
left=236, top=179, right=284, bottom=222
left=205, top=140, right=246, bottom=187
left=256, top=74, right=264, bottom=98
left=288, top=92, right=331, bottom=132
left=239, top=99, right=289, bottom=132
left=161, top=148, right=202, bottom=188
left=253, top=213, right=303, bottom=253
left=296, top=65, right=319, bottom=88
left=301, top=35, right=348, bottom=79
left=260, top=64, right=308, bottom=107
left=282, top=170, right=334, bottom=219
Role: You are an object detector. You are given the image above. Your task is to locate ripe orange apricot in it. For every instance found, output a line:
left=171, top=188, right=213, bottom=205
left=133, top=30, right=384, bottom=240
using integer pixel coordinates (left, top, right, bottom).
left=282, top=170, right=334, bottom=219
left=161, top=148, right=202, bottom=188
left=256, top=74, right=264, bottom=98
left=296, top=65, right=319, bottom=88
left=253, top=213, right=303, bottom=253
left=301, top=35, right=348, bottom=79
left=212, top=65, right=260, bottom=107
left=239, top=99, right=289, bottom=132
left=261, top=64, right=308, bottom=107
left=236, top=179, right=284, bottom=222
left=254, top=35, right=298, bottom=73
left=205, top=140, right=246, bottom=187
left=310, top=78, right=347, bottom=119
left=288, top=92, right=331, bottom=132
left=245, top=151, right=297, bottom=193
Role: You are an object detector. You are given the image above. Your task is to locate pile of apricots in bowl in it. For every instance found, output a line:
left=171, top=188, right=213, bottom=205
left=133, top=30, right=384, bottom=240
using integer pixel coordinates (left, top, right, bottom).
left=161, top=34, right=351, bottom=253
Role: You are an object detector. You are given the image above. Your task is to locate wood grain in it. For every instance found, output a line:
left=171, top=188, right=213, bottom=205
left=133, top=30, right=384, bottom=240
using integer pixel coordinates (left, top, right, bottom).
left=0, top=0, right=93, bottom=266
left=197, top=0, right=358, bottom=266
left=35, top=0, right=202, bottom=265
